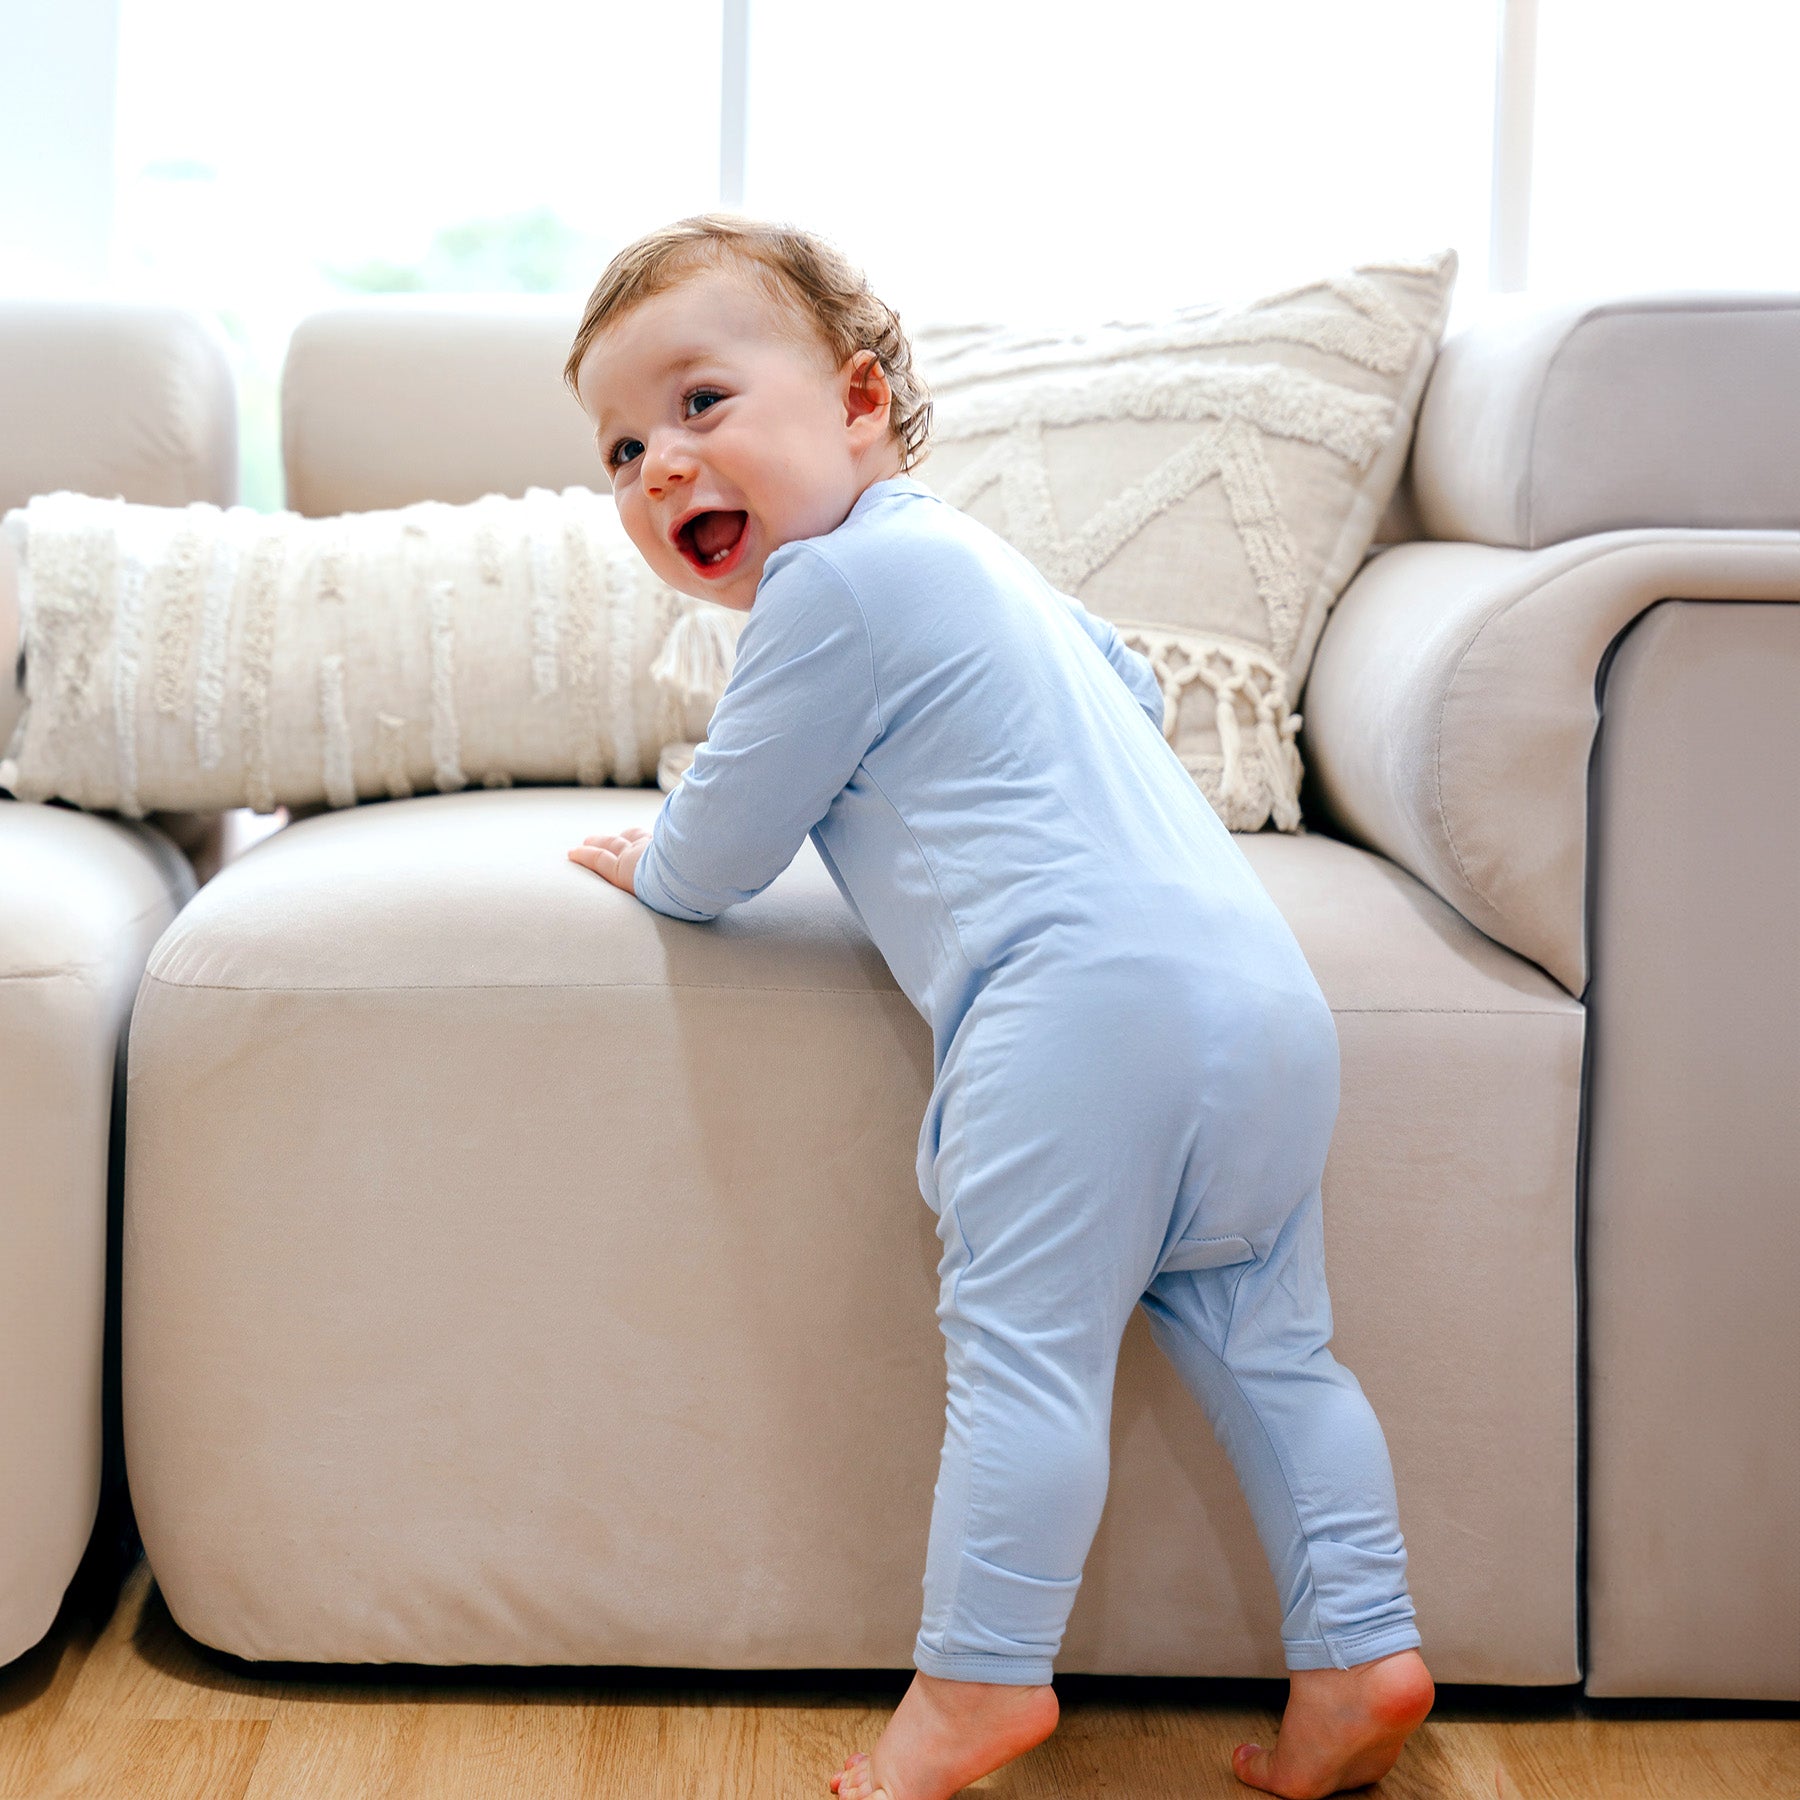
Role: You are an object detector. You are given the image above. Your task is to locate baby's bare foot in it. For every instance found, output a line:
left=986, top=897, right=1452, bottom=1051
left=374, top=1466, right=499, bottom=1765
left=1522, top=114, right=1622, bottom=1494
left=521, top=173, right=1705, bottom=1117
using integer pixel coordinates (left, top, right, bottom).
left=828, top=1671, right=1058, bottom=1800
left=1232, top=1648, right=1435, bottom=1798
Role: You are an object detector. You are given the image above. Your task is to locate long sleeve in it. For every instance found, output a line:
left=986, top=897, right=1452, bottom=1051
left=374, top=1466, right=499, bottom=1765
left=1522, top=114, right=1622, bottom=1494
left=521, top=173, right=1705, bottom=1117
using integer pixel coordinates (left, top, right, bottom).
left=632, top=543, right=884, bottom=922
left=1051, top=588, right=1168, bottom=737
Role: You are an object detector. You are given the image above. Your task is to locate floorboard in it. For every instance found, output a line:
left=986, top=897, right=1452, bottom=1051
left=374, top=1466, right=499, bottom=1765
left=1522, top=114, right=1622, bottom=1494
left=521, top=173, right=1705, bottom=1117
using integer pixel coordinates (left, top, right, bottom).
left=3, top=1557, right=1794, bottom=1798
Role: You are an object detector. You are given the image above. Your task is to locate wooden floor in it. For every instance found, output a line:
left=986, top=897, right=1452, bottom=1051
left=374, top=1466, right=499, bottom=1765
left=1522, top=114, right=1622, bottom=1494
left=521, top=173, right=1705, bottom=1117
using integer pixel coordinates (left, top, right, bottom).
left=2, top=1554, right=1795, bottom=1800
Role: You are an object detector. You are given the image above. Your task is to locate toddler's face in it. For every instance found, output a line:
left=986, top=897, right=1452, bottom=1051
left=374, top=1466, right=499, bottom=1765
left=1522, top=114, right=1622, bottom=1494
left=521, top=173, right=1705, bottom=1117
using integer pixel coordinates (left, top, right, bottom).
left=574, top=262, right=899, bottom=612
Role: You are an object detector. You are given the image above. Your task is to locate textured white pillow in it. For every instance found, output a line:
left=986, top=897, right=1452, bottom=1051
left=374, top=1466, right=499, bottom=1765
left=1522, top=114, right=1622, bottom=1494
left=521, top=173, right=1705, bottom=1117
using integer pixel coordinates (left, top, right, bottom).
left=0, top=486, right=742, bottom=815
left=911, top=248, right=1458, bottom=830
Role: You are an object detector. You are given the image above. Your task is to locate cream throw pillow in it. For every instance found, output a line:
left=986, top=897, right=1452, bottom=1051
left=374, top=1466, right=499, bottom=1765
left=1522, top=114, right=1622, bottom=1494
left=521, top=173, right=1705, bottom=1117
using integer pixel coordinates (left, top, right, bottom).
left=0, top=486, right=743, bottom=816
left=911, top=248, right=1458, bottom=830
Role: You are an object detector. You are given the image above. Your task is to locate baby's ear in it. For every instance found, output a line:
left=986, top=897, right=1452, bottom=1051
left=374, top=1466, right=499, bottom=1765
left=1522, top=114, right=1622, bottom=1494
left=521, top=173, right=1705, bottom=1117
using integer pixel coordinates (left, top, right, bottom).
left=845, top=350, right=891, bottom=418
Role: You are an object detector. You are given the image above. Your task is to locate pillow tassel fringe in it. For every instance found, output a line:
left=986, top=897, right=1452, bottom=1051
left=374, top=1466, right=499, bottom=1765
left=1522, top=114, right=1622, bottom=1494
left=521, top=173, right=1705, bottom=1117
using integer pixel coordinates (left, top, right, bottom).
left=649, top=600, right=743, bottom=795
left=649, top=600, right=739, bottom=707
left=1122, top=627, right=1306, bottom=832
left=1254, top=681, right=1305, bottom=832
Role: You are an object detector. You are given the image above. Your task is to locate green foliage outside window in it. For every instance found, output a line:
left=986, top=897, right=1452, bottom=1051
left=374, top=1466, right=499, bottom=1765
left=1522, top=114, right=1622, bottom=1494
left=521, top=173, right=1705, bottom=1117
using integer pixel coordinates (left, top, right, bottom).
left=322, top=209, right=601, bottom=296
left=230, top=209, right=602, bottom=512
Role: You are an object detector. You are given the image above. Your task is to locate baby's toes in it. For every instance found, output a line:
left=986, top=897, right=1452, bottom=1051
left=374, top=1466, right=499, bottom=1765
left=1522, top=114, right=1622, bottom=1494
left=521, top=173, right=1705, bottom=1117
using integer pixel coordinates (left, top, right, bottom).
left=832, top=1751, right=873, bottom=1798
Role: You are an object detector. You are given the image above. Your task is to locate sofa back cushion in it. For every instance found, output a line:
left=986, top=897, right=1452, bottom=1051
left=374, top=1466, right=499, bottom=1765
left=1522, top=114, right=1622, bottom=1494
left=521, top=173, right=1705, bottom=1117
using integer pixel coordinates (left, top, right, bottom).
left=0, top=300, right=239, bottom=770
left=1411, top=289, right=1800, bottom=547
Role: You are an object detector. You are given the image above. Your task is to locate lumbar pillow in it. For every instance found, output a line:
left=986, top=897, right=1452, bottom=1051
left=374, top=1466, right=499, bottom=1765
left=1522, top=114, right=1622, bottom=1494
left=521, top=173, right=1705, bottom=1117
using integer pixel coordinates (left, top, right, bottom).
left=911, top=248, right=1458, bottom=830
left=0, top=486, right=743, bottom=816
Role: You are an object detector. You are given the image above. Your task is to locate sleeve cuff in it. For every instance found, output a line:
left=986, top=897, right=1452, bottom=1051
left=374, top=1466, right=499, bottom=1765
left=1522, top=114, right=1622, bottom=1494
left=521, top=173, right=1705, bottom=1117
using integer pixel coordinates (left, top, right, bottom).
left=632, top=832, right=716, bottom=923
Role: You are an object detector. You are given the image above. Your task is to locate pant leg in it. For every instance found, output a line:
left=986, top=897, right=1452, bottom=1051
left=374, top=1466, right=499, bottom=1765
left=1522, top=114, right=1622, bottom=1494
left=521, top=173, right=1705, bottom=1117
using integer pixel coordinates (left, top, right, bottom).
left=1138, top=987, right=1423, bottom=1672
left=911, top=975, right=1180, bottom=1686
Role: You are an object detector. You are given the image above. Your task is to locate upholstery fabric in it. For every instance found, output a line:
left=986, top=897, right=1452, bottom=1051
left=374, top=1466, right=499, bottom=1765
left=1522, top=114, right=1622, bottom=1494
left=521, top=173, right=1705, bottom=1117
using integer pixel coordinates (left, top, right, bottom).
left=0, top=487, right=744, bottom=816
left=909, top=249, right=1458, bottom=831
left=1301, top=531, right=1800, bottom=996
left=1583, top=599, right=1800, bottom=1701
left=1410, top=290, right=1800, bottom=547
left=281, top=296, right=601, bottom=519
left=124, top=786, right=1580, bottom=1681
left=0, top=801, right=193, bottom=1666
left=0, top=300, right=237, bottom=519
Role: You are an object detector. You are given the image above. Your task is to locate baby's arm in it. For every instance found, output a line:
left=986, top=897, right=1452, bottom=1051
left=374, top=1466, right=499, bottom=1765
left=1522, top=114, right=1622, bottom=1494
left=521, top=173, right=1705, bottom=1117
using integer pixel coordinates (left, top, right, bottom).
left=1050, top=587, right=1169, bottom=737
left=569, top=544, right=882, bottom=921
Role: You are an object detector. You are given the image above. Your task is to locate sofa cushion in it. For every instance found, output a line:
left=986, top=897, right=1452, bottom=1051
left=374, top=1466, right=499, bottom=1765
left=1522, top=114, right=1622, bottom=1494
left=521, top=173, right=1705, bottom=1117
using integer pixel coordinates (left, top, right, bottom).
left=124, top=788, right=1581, bottom=1681
left=0, top=301, right=237, bottom=519
left=1411, top=289, right=1800, bottom=547
left=1, top=798, right=193, bottom=1667
left=910, top=249, right=1458, bottom=832
left=280, top=297, right=601, bottom=519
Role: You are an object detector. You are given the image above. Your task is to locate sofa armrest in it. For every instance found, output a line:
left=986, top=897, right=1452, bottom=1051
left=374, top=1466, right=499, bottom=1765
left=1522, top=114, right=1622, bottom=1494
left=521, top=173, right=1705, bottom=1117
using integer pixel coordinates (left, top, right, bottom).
left=1410, top=290, right=1800, bottom=546
left=1301, top=530, right=1800, bottom=996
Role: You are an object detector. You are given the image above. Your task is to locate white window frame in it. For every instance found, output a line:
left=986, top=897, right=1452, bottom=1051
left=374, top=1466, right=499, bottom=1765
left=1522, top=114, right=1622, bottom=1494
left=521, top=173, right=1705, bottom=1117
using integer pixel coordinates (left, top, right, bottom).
left=1490, top=0, right=1537, bottom=293
left=721, top=0, right=750, bottom=207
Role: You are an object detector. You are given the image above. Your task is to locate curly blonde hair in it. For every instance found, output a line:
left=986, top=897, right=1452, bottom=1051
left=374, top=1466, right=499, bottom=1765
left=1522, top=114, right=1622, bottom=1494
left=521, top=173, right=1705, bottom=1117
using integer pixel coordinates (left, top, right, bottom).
left=563, top=210, right=933, bottom=474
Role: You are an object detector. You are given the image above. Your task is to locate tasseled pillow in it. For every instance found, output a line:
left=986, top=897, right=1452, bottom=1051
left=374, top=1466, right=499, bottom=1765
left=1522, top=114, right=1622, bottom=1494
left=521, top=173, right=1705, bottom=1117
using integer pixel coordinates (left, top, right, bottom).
left=911, top=247, right=1459, bottom=831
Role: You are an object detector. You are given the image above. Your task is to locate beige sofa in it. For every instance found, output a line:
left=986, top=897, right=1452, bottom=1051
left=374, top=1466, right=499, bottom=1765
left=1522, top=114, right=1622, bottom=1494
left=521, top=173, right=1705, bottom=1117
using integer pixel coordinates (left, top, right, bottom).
left=7, top=288, right=1795, bottom=1702
left=0, top=301, right=234, bottom=1665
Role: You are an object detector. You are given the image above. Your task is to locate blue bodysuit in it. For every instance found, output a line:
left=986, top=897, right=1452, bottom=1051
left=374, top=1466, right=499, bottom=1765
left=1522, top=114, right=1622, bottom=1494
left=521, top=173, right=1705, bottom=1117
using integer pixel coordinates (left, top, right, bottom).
left=633, top=473, right=1423, bottom=1683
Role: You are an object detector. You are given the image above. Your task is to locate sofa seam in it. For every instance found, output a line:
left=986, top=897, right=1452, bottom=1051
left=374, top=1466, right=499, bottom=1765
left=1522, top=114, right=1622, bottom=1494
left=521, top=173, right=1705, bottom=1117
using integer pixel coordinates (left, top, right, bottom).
left=134, top=973, right=1575, bottom=1012
left=141, top=973, right=909, bottom=996
left=0, top=896, right=179, bottom=983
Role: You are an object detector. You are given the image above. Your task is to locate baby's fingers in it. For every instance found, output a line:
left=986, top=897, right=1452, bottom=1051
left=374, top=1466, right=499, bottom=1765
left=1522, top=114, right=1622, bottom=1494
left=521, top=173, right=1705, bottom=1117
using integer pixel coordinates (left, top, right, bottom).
left=567, top=844, right=619, bottom=880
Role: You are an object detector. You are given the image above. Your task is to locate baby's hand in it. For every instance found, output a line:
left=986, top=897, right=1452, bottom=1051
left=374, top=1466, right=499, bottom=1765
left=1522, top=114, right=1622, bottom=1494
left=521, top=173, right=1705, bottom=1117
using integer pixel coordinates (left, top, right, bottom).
left=567, top=826, right=652, bottom=896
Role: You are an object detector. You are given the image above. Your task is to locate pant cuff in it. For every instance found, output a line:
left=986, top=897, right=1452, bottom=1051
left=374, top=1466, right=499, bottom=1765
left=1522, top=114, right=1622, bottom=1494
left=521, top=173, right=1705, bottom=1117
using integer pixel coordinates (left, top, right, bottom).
left=1282, top=1619, right=1423, bottom=1672
left=913, top=1641, right=1055, bottom=1685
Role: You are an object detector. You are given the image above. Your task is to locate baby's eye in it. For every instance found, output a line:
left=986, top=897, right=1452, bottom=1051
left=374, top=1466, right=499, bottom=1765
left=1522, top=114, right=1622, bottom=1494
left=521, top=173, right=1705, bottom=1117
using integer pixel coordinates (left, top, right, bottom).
left=601, top=390, right=720, bottom=471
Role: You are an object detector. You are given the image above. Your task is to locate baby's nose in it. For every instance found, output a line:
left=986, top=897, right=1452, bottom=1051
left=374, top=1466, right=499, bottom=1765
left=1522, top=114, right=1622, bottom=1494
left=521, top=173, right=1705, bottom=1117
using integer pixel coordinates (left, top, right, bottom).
left=645, top=462, right=691, bottom=501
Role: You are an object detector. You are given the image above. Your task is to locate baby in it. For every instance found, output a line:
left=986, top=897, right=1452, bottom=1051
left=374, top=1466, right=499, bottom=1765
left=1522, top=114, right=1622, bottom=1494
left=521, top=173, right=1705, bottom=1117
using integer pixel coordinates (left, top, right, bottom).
left=564, top=212, right=1435, bottom=1800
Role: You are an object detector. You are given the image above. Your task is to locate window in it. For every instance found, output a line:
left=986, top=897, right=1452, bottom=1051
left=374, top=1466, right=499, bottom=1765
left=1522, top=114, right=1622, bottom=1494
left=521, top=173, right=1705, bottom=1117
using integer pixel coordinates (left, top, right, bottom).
left=9, top=0, right=1788, bottom=509
left=742, top=1, right=1497, bottom=325
left=1530, top=0, right=1800, bottom=295
left=108, top=0, right=720, bottom=505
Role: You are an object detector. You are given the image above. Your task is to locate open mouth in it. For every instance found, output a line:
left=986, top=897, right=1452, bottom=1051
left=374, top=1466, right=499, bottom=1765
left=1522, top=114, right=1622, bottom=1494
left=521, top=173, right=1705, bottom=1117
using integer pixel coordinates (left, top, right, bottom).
left=676, top=510, right=750, bottom=578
